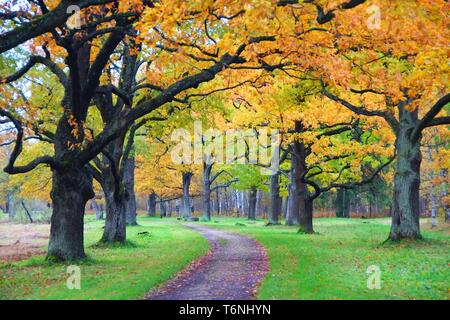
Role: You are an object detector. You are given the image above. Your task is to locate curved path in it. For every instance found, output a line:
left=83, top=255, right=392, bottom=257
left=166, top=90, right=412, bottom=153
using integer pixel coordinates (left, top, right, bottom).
left=145, top=224, right=269, bottom=300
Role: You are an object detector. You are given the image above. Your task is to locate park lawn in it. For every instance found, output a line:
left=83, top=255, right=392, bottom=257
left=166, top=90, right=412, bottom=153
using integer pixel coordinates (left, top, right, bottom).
left=199, top=217, right=450, bottom=300
left=0, top=216, right=209, bottom=300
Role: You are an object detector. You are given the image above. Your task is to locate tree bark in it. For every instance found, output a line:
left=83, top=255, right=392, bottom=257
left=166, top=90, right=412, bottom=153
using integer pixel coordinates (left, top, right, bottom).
left=101, top=167, right=127, bottom=243
left=286, top=138, right=308, bottom=226
left=147, top=193, right=157, bottom=217
left=182, top=172, right=193, bottom=219
left=248, top=187, right=257, bottom=220
left=202, top=163, right=213, bottom=221
left=124, top=157, right=137, bottom=225
left=298, top=198, right=314, bottom=234
left=296, top=141, right=313, bottom=233
left=389, top=107, right=422, bottom=240
left=268, top=172, right=281, bottom=224
left=47, top=167, right=94, bottom=261
left=102, top=187, right=127, bottom=242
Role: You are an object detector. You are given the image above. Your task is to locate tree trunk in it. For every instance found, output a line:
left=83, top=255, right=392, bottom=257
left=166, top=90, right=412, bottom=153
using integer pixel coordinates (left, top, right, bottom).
left=255, top=189, right=260, bottom=218
left=215, top=189, right=221, bottom=215
left=202, top=163, right=212, bottom=221
left=124, top=157, right=137, bottom=225
left=6, top=193, right=15, bottom=220
left=248, top=187, right=257, bottom=220
left=282, top=196, right=288, bottom=219
left=225, top=188, right=231, bottom=216
left=298, top=198, right=314, bottom=234
left=102, top=186, right=127, bottom=243
left=101, top=166, right=127, bottom=243
left=286, top=139, right=308, bottom=226
left=286, top=145, right=300, bottom=225
left=203, top=187, right=212, bottom=221
left=295, top=141, right=312, bottom=233
left=389, top=107, right=422, bottom=240
left=442, top=170, right=450, bottom=221
left=160, top=200, right=167, bottom=218
left=92, top=199, right=104, bottom=220
left=147, top=193, right=157, bottom=217
left=336, top=188, right=350, bottom=218
left=21, top=201, right=33, bottom=223
left=47, top=167, right=94, bottom=261
left=182, top=172, right=193, bottom=219
left=268, top=172, right=281, bottom=224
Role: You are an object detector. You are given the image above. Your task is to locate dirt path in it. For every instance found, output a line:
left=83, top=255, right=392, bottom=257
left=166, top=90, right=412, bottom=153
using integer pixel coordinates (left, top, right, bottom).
left=145, top=224, right=269, bottom=300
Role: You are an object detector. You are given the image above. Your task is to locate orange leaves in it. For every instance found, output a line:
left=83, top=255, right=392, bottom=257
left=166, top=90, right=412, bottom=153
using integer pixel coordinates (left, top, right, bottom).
left=118, top=0, right=143, bottom=14
left=322, top=55, right=353, bottom=89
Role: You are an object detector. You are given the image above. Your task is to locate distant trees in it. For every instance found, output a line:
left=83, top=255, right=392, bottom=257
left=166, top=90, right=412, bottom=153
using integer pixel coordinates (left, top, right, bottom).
left=1, top=0, right=300, bottom=260
left=0, top=0, right=447, bottom=266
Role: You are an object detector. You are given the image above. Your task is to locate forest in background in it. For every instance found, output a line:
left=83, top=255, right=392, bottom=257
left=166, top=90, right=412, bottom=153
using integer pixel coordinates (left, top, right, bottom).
left=0, top=0, right=448, bottom=262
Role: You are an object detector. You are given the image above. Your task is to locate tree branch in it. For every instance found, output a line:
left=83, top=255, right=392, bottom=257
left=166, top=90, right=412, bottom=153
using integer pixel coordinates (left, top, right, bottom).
left=0, top=108, right=55, bottom=174
left=0, top=0, right=116, bottom=54
left=322, top=88, right=399, bottom=130
left=413, top=93, right=450, bottom=141
left=0, top=54, right=67, bottom=87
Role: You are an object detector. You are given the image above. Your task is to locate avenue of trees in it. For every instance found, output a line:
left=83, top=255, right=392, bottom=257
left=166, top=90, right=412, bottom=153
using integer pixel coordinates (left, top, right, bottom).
left=0, top=0, right=448, bottom=261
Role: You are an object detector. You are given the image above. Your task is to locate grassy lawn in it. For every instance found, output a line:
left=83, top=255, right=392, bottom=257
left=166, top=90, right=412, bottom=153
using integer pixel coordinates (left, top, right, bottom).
left=197, top=217, right=449, bottom=300
left=1, top=216, right=448, bottom=300
left=0, top=216, right=208, bottom=300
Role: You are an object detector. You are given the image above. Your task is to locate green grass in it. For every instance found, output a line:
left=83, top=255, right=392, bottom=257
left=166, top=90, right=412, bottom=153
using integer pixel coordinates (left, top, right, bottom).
left=1, top=216, right=448, bottom=300
left=198, top=217, right=450, bottom=300
left=0, top=216, right=208, bottom=300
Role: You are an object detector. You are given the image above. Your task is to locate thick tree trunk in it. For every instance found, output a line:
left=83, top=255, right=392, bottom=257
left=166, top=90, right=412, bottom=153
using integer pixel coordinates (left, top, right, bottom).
left=101, top=161, right=128, bottom=243
left=286, top=139, right=308, bottom=226
left=147, top=193, right=157, bottom=217
left=182, top=172, right=193, bottom=219
left=102, top=185, right=127, bottom=243
left=47, top=167, right=94, bottom=261
left=335, top=188, right=350, bottom=218
left=92, top=199, right=104, bottom=220
left=268, top=172, right=281, bottom=224
left=124, top=157, right=137, bottom=225
left=248, top=187, right=257, bottom=220
left=298, top=198, right=314, bottom=233
left=296, top=142, right=312, bottom=233
left=389, top=108, right=422, bottom=240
